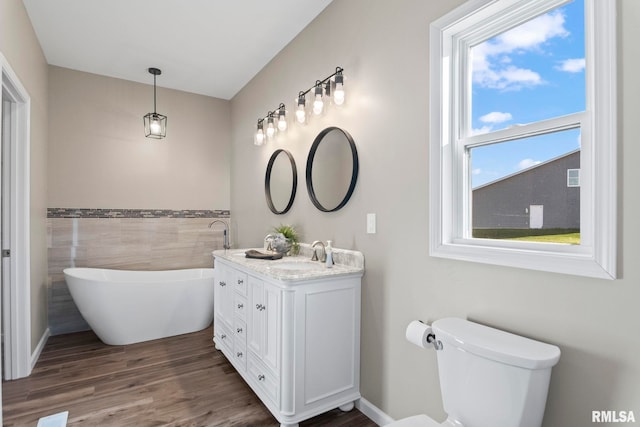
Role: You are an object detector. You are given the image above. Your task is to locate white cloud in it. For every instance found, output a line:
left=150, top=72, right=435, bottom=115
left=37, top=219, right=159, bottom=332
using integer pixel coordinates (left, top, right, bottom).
left=500, top=67, right=542, bottom=85
left=517, top=158, right=542, bottom=170
left=557, top=58, right=585, bottom=73
left=480, top=111, right=513, bottom=124
left=472, top=168, right=482, bottom=176
left=472, top=9, right=569, bottom=91
left=492, top=11, right=568, bottom=53
left=472, top=65, right=542, bottom=91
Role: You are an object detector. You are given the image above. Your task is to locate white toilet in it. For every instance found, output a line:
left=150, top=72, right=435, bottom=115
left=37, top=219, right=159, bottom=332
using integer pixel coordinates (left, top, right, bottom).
left=390, top=318, right=561, bottom=427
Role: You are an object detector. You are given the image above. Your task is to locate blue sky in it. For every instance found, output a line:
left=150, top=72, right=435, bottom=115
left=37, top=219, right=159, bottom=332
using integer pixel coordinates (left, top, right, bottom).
left=470, top=0, right=584, bottom=188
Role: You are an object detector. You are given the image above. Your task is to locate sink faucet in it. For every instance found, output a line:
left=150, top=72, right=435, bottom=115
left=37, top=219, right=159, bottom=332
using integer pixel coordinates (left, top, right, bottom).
left=311, top=240, right=326, bottom=262
left=209, top=219, right=230, bottom=250
left=264, top=234, right=275, bottom=251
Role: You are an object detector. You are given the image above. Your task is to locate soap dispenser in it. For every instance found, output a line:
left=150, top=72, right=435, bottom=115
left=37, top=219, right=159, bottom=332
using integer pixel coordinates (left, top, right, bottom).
left=325, top=240, right=334, bottom=268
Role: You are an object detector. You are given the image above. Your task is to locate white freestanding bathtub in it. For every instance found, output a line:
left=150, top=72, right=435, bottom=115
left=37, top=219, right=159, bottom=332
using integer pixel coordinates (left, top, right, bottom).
left=63, top=267, right=215, bottom=345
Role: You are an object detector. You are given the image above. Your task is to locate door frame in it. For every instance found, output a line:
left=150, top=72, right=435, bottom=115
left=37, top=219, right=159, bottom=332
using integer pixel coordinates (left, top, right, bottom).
left=1, top=52, right=32, bottom=380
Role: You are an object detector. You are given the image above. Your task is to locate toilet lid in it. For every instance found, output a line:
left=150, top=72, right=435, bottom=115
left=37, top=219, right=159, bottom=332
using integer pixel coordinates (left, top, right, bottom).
left=388, top=415, right=441, bottom=427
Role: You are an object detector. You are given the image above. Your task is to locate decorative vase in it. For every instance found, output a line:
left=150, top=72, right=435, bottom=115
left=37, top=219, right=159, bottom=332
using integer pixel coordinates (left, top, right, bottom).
left=272, top=233, right=293, bottom=254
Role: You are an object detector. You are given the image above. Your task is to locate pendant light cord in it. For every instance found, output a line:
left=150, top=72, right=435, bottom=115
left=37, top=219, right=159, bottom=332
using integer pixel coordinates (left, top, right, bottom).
left=153, top=73, right=157, bottom=114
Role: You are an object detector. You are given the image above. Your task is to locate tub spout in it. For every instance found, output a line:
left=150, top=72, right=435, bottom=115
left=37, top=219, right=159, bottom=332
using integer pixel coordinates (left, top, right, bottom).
left=209, top=219, right=230, bottom=250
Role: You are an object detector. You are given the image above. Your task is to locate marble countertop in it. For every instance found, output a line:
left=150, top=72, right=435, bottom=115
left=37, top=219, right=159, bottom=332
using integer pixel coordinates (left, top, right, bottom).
left=212, top=245, right=364, bottom=282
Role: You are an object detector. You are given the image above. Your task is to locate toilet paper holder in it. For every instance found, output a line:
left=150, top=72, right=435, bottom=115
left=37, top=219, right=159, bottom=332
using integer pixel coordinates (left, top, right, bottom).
left=407, top=320, right=443, bottom=351
left=426, top=332, right=443, bottom=350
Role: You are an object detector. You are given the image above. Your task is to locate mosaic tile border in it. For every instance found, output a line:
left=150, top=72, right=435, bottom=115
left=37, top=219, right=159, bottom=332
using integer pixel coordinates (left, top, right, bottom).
left=47, top=208, right=231, bottom=219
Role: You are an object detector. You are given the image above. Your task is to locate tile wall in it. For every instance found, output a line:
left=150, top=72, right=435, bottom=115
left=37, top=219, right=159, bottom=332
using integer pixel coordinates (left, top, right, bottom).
left=47, top=209, right=231, bottom=335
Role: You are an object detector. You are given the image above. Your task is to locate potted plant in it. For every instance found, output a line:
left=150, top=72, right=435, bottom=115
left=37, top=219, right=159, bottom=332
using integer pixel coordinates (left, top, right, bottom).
left=271, top=224, right=300, bottom=255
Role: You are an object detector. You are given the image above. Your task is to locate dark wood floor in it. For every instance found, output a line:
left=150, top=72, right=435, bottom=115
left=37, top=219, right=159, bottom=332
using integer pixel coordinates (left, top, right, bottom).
left=2, top=326, right=377, bottom=427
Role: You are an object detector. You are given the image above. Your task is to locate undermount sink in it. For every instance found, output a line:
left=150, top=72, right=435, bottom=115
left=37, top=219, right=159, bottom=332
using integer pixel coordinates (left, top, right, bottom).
left=271, top=261, right=325, bottom=271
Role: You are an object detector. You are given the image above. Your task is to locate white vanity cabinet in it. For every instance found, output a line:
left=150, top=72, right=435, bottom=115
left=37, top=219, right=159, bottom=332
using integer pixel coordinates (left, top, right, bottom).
left=214, top=263, right=249, bottom=370
left=212, top=252, right=363, bottom=427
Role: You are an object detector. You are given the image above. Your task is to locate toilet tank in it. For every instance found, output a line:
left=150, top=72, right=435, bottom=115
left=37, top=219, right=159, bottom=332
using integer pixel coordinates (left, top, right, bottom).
left=432, top=318, right=560, bottom=427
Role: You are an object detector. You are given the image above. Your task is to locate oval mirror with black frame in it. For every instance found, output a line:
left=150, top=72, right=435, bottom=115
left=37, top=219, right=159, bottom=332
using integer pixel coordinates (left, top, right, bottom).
left=265, top=149, right=298, bottom=215
left=306, top=127, right=359, bottom=212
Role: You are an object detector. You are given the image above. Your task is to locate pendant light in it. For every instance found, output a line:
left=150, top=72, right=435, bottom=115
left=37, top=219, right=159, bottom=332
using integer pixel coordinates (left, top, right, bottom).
left=143, top=67, right=167, bottom=139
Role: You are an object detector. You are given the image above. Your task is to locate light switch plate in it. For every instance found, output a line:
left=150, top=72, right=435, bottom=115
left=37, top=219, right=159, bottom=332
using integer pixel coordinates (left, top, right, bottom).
left=367, top=213, right=376, bottom=234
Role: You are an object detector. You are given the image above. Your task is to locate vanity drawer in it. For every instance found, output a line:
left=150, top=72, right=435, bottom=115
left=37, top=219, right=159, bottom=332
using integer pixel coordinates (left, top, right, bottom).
left=234, top=294, right=247, bottom=321
left=214, top=320, right=233, bottom=356
left=234, top=319, right=247, bottom=344
left=248, top=352, right=280, bottom=407
left=234, top=340, right=247, bottom=372
left=233, top=270, right=248, bottom=295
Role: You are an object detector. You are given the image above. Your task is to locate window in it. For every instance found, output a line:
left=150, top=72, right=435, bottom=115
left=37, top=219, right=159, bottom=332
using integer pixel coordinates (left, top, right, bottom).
left=430, top=0, right=617, bottom=279
left=567, top=169, right=580, bottom=187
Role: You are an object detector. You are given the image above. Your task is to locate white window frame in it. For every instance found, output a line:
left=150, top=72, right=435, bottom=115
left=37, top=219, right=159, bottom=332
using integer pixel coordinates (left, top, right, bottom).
left=567, top=169, right=580, bottom=187
left=429, top=0, right=617, bottom=279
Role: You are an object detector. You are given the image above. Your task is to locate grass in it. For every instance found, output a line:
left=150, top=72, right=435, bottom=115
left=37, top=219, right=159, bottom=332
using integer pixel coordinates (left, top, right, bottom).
left=473, top=228, right=580, bottom=245
left=508, top=233, right=580, bottom=245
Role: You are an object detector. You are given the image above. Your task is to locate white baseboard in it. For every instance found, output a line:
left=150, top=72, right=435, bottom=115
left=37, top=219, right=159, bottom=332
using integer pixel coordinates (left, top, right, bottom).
left=356, top=397, right=395, bottom=426
left=31, top=327, right=51, bottom=370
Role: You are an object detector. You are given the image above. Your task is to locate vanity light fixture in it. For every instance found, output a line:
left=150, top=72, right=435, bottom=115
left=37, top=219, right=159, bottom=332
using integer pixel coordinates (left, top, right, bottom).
left=253, top=67, right=345, bottom=146
left=143, top=67, right=167, bottom=139
left=254, top=103, right=287, bottom=146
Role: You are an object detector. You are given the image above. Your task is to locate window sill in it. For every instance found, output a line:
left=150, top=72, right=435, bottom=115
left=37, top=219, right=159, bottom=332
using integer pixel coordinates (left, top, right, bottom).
left=430, top=240, right=615, bottom=280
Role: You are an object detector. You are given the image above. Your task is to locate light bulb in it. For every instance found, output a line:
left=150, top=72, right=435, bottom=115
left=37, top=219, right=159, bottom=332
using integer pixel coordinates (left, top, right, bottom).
left=266, top=117, right=276, bottom=139
left=313, top=95, right=324, bottom=115
left=254, top=128, right=265, bottom=146
left=334, top=82, right=345, bottom=105
left=312, top=83, right=324, bottom=115
left=295, top=94, right=306, bottom=124
left=150, top=119, right=161, bottom=135
left=334, top=71, right=345, bottom=106
left=277, top=110, right=287, bottom=131
left=296, top=105, right=306, bottom=124
left=254, top=121, right=265, bottom=146
left=278, top=117, right=287, bottom=131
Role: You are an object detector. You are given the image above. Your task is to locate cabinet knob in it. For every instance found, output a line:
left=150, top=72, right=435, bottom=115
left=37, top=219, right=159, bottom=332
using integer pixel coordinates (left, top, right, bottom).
left=237, top=303, right=244, bottom=309
left=220, top=334, right=226, bottom=339
left=219, top=281, right=226, bottom=287
left=255, top=303, right=263, bottom=310
left=236, top=352, right=243, bottom=358
left=258, top=374, right=265, bottom=381
left=236, top=327, right=243, bottom=333
left=237, top=279, right=244, bottom=285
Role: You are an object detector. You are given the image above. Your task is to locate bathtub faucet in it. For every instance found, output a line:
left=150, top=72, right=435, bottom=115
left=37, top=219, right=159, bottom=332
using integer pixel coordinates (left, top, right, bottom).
left=209, top=220, right=230, bottom=250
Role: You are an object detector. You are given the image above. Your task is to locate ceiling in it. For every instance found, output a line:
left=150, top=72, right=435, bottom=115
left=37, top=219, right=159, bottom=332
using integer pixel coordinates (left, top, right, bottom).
left=22, top=0, right=333, bottom=100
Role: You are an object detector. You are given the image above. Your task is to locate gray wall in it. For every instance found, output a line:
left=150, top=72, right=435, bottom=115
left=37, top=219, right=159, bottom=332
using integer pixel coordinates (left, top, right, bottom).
left=1, top=0, right=49, bottom=352
left=48, top=66, right=231, bottom=210
left=229, top=1, right=640, bottom=425
left=473, top=151, right=580, bottom=229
